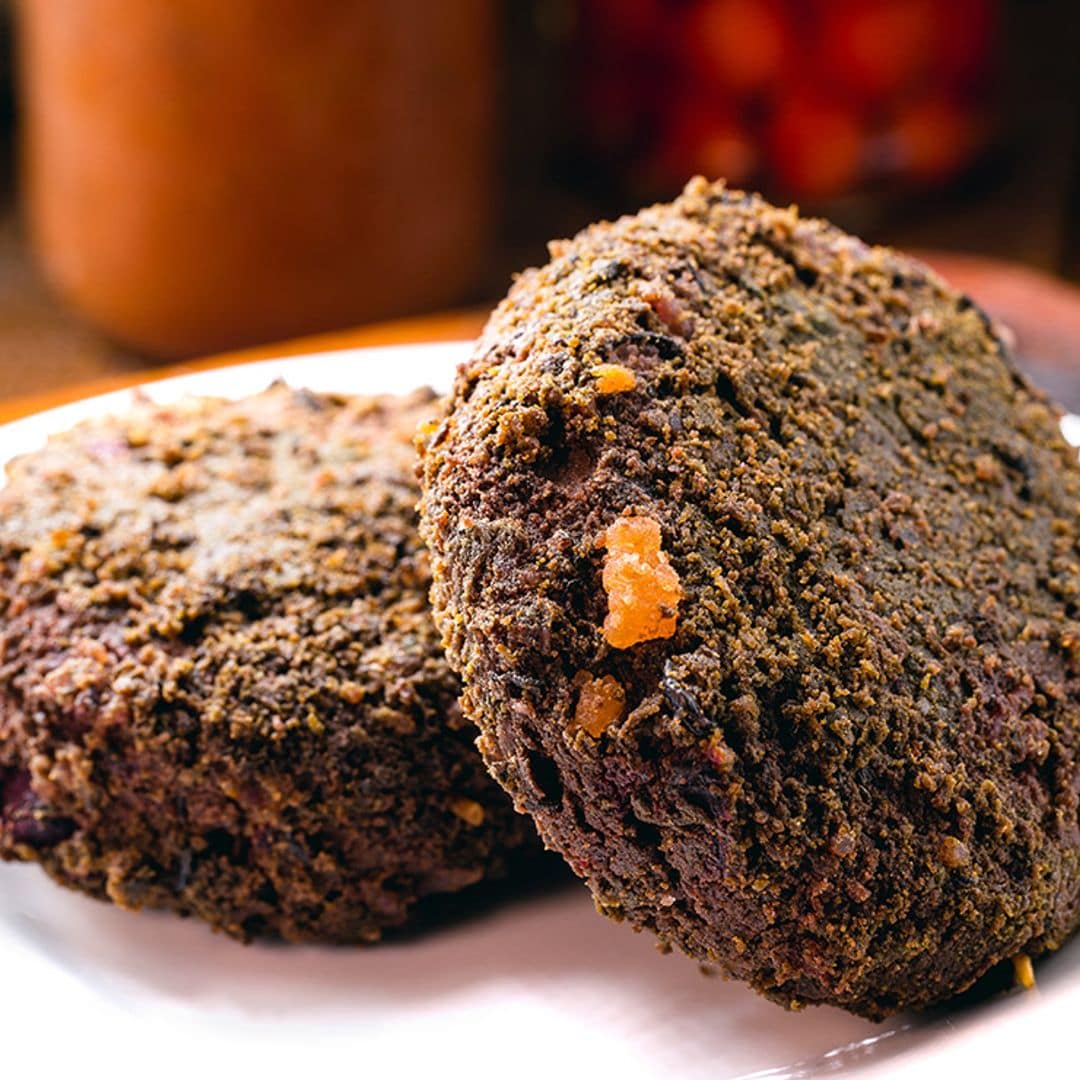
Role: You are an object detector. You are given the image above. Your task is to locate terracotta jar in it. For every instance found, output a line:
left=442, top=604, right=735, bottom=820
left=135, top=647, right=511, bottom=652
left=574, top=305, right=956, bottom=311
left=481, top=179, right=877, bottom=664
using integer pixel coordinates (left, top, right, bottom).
left=17, top=0, right=495, bottom=356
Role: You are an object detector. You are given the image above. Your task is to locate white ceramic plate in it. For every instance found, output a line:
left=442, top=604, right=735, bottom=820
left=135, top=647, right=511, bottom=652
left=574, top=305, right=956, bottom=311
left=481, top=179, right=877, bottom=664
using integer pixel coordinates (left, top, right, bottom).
left=0, top=342, right=1076, bottom=1080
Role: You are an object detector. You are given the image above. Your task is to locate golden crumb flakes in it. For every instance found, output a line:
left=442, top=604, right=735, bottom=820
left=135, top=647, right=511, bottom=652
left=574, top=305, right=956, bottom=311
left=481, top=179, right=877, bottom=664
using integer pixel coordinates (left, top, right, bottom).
left=1013, top=954, right=1036, bottom=991
left=449, top=797, right=486, bottom=827
left=573, top=673, right=626, bottom=736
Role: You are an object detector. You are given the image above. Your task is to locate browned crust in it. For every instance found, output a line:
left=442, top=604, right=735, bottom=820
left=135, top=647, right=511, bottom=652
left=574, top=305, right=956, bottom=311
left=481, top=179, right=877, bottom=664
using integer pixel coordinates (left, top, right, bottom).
left=1, top=384, right=533, bottom=942
left=419, top=179, right=1080, bottom=1015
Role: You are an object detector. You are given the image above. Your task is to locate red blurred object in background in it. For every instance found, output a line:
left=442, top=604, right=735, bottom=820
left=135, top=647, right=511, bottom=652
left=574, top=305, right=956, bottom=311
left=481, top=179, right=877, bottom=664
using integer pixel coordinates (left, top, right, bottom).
left=888, top=98, right=983, bottom=183
left=687, top=0, right=791, bottom=94
left=936, top=0, right=999, bottom=88
left=651, top=106, right=757, bottom=188
left=819, top=0, right=937, bottom=101
left=574, top=0, right=1000, bottom=204
left=767, top=96, right=864, bottom=199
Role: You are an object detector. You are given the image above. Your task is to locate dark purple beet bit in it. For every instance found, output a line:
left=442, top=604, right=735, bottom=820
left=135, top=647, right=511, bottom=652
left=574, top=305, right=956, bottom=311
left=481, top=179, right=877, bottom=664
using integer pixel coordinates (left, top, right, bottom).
left=0, top=768, right=76, bottom=849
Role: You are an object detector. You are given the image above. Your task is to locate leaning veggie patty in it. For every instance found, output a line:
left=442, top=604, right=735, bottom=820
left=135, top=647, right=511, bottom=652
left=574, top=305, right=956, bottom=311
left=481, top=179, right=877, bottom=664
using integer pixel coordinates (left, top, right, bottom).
left=419, top=179, right=1080, bottom=1016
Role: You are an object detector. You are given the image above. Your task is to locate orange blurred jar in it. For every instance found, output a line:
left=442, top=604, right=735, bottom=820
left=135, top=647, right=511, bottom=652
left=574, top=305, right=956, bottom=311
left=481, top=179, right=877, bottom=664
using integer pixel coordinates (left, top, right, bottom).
left=16, top=1, right=495, bottom=356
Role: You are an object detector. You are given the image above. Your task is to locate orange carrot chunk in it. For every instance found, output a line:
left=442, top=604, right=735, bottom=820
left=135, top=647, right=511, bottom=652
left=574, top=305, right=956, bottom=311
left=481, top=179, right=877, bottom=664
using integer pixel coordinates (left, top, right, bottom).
left=600, top=515, right=682, bottom=648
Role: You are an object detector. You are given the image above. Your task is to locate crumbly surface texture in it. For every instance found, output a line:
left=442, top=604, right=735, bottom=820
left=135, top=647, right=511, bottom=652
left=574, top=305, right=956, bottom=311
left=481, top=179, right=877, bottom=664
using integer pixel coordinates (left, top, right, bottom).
left=0, top=385, right=533, bottom=942
left=418, top=178, right=1080, bottom=1017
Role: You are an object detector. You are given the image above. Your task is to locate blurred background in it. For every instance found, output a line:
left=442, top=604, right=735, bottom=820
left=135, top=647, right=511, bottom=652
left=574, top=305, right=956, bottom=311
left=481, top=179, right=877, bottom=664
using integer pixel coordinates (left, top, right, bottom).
left=1, top=0, right=1079, bottom=402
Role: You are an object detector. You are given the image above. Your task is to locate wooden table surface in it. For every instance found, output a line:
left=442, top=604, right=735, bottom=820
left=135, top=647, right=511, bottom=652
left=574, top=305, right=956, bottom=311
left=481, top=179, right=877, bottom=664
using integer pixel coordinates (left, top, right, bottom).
left=2, top=254, right=1080, bottom=425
